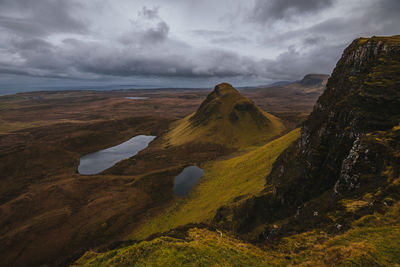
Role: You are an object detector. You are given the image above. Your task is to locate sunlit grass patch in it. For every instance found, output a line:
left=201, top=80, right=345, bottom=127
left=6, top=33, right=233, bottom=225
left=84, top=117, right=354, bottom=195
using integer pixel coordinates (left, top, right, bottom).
left=74, top=228, right=277, bottom=267
left=131, top=129, right=300, bottom=240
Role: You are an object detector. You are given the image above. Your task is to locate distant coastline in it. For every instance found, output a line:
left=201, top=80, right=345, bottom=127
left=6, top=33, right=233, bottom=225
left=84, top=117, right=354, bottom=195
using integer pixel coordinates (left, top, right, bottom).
left=0, top=84, right=170, bottom=97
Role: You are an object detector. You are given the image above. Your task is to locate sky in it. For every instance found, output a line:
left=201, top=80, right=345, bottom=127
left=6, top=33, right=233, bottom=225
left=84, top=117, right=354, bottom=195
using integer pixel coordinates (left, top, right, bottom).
left=0, top=0, right=399, bottom=93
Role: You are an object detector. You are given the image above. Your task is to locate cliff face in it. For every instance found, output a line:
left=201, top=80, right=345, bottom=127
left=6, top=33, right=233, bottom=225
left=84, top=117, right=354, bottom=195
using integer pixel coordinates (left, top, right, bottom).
left=213, top=36, right=400, bottom=240
left=273, top=36, right=400, bottom=200
left=300, top=74, right=329, bottom=87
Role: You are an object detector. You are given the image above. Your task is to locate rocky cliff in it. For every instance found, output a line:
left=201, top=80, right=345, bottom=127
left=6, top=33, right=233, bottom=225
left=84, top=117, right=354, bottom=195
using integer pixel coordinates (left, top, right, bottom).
left=213, top=35, right=400, bottom=240
left=300, top=74, right=329, bottom=87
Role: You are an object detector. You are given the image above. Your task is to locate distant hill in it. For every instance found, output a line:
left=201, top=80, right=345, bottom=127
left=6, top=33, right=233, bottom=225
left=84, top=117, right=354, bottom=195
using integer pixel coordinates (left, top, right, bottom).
left=299, top=73, right=330, bottom=87
left=165, top=83, right=284, bottom=149
left=269, top=80, right=293, bottom=86
left=242, top=74, right=329, bottom=90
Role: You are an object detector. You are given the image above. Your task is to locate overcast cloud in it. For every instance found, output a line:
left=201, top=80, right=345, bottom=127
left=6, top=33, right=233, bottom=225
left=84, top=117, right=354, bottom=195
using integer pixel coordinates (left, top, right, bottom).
left=0, top=0, right=399, bottom=91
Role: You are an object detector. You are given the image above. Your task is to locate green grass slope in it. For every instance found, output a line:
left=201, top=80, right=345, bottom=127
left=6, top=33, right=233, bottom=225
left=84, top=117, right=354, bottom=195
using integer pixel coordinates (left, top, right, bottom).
left=74, top=228, right=277, bottom=267
left=74, top=202, right=400, bottom=267
left=271, top=200, right=400, bottom=266
left=129, top=128, right=300, bottom=240
left=165, top=83, right=285, bottom=149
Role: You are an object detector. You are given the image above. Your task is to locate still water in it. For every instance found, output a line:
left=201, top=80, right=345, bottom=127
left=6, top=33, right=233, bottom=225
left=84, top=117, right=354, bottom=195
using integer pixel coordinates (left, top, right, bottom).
left=78, top=135, right=156, bottom=175
left=173, top=166, right=204, bottom=197
left=125, top=97, right=149, bottom=100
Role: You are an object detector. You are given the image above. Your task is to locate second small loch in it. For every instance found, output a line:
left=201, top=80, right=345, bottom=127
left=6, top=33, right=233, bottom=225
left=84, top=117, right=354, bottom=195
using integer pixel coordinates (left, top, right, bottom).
left=173, top=166, right=204, bottom=197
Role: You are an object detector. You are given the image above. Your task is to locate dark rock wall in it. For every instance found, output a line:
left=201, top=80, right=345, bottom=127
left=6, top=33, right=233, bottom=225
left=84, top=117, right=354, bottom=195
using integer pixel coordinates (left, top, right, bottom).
left=213, top=36, right=400, bottom=239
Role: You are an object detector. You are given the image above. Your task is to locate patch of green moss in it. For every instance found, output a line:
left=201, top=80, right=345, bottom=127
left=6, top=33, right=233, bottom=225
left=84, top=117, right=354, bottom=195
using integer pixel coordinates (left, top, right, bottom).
left=73, top=228, right=278, bottom=266
left=75, top=205, right=400, bottom=266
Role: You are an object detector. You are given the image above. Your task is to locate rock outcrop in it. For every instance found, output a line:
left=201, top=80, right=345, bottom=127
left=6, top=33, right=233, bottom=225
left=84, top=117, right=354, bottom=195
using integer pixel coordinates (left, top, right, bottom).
left=213, top=35, right=400, bottom=240
left=300, top=74, right=329, bottom=87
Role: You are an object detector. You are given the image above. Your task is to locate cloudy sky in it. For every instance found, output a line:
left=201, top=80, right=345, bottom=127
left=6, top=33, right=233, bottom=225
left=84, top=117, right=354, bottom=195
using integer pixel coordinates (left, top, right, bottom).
left=0, top=0, right=399, bottom=92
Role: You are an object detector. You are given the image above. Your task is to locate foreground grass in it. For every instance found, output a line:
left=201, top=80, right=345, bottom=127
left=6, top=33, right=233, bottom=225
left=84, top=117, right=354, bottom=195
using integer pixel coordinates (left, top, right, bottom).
left=75, top=203, right=400, bottom=266
left=277, top=201, right=400, bottom=266
left=74, top=228, right=277, bottom=267
left=130, top=128, right=300, bottom=240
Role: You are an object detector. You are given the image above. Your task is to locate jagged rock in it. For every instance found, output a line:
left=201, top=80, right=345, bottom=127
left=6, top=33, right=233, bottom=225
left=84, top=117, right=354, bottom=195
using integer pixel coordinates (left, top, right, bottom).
left=213, top=35, right=400, bottom=240
left=300, top=74, right=330, bottom=87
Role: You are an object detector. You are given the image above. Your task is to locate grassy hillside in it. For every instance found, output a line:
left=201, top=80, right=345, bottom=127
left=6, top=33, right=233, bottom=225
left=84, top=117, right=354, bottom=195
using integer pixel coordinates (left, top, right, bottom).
left=271, top=200, right=400, bottom=266
left=165, top=83, right=285, bottom=149
left=74, top=35, right=400, bottom=266
left=75, top=201, right=400, bottom=267
left=129, top=128, right=300, bottom=240
left=74, top=228, right=277, bottom=267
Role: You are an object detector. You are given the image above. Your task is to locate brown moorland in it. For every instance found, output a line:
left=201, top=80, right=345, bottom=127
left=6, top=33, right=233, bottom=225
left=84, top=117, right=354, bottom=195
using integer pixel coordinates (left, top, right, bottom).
left=0, top=78, right=326, bottom=266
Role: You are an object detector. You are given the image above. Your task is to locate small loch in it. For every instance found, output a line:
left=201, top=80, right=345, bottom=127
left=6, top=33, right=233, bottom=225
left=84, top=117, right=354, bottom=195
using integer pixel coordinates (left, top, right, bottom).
left=173, top=166, right=204, bottom=197
left=78, top=135, right=156, bottom=175
left=125, top=97, right=149, bottom=100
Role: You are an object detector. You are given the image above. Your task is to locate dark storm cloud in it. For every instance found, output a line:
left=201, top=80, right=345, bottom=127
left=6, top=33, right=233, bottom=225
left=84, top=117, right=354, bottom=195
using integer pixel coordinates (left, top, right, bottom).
left=140, top=6, right=161, bottom=20
left=64, top=40, right=257, bottom=78
left=364, top=0, right=400, bottom=34
left=0, top=4, right=260, bottom=80
left=0, top=0, right=87, bottom=37
left=191, top=30, right=228, bottom=37
left=0, top=65, right=31, bottom=76
left=250, top=0, right=334, bottom=24
left=257, top=17, right=351, bottom=50
left=210, top=36, right=249, bottom=44
left=255, top=0, right=400, bottom=80
left=0, top=0, right=399, bottom=88
left=192, top=29, right=249, bottom=44
left=143, top=21, right=169, bottom=42
left=303, top=36, right=325, bottom=46
left=373, top=0, right=400, bottom=18
left=0, top=35, right=258, bottom=79
left=119, top=20, right=170, bottom=45
left=119, top=6, right=170, bottom=45
left=258, top=43, right=344, bottom=80
left=10, top=38, right=71, bottom=73
left=0, top=5, right=257, bottom=80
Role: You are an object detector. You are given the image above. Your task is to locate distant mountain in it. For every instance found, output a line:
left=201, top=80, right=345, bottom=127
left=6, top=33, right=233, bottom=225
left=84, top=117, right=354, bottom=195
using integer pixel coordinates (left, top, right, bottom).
left=165, top=83, right=284, bottom=149
left=299, top=73, right=330, bottom=87
left=267, top=80, right=294, bottom=87
left=244, top=74, right=329, bottom=89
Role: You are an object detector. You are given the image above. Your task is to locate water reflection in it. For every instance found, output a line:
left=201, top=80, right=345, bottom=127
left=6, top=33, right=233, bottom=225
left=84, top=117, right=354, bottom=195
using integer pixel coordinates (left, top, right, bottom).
left=78, top=135, right=155, bottom=175
left=173, top=166, right=204, bottom=197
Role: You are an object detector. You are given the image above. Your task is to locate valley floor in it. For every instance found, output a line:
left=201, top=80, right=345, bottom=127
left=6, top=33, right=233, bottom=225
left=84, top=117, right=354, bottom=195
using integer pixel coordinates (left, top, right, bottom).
left=0, top=83, right=324, bottom=266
